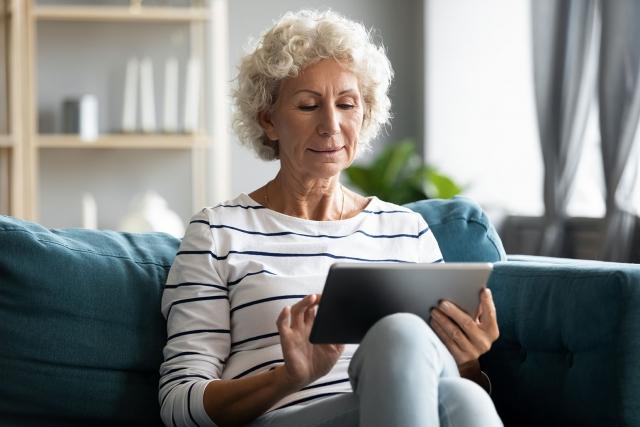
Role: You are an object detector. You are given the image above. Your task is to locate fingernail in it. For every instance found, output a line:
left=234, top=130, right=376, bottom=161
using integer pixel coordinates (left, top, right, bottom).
left=441, top=301, right=451, bottom=309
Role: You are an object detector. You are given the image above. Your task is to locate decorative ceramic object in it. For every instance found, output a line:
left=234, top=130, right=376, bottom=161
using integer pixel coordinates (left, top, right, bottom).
left=140, top=57, right=157, bottom=133
left=122, top=57, right=138, bottom=133
left=183, top=57, right=201, bottom=133
left=118, top=191, right=185, bottom=238
left=63, top=95, right=98, bottom=142
left=81, top=193, right=98, bottom=229
left=163, top=57, right=179, bottom=133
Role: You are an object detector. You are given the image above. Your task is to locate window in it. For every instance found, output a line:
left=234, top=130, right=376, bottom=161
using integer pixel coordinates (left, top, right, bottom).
left=425, top=0, right=608, bottom=218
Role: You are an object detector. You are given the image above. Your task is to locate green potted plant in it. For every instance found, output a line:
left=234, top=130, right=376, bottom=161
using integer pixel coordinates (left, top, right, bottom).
left=345, top=139, right=463, bottom=205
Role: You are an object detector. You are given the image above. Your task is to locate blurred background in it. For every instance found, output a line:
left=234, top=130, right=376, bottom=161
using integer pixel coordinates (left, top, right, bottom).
left=1, top=0, right=638, bottom=262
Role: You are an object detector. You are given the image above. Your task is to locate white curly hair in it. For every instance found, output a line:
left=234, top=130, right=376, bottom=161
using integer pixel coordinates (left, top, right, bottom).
left=232, top=9, right=394, bottom=160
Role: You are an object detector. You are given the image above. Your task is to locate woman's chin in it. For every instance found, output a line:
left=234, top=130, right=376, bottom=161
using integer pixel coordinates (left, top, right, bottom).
left=304, top=163, right=347, bottom=180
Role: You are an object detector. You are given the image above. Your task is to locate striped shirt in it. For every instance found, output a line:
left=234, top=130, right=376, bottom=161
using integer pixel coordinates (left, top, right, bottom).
left=158, top=192, right=443, bottom=427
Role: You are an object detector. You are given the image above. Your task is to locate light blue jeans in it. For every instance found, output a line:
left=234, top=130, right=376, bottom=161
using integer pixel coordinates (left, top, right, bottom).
left=245, top=313, right=503, bottom=427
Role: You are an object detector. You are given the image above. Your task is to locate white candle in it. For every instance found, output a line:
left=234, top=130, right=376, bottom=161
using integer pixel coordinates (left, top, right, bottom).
left=140, top=57, right=157, bottom=133
left=122, top=57, right=138, bottom=133
left=183, top=57, right=201, bottom=134
left=79, top=94, right=98, bottom=142
left=163, top=57, right=179, bottom=133
left=82, top=193, right=97, bottom=229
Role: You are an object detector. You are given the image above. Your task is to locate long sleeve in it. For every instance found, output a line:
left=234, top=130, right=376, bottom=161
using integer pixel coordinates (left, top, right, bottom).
left=417, top=215, right=444, bottom=263
left=159, top=208, right=229, bottom=427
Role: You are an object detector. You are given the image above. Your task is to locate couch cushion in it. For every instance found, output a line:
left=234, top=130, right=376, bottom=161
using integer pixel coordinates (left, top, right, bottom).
left=0, top=215, right=179, bottom=426
left=404, top=196, right=506, bottom=262
left=482, top=257, right=640, bottom=426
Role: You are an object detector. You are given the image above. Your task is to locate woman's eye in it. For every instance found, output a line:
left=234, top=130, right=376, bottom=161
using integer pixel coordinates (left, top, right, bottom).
left=338, top=104, right=355, bottom=110
left=299, top=105, right=318, bottom=111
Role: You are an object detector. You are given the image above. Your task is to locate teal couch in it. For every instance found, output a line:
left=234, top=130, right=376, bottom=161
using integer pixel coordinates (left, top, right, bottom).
left=1, top=197, right=639, bottom=426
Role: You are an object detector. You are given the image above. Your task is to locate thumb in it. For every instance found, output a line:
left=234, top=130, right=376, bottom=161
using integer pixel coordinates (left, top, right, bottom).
left=479, top=288, right=496, bottom=326
left=277, top=305, right=291, bottom=333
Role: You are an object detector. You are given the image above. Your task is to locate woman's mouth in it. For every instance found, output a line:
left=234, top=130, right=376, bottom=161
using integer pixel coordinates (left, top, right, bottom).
left=309, top=147, right=344, bottom=153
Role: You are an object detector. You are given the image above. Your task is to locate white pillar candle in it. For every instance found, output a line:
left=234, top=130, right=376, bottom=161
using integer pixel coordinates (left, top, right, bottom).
left=122, top=57, right=138, bottom=133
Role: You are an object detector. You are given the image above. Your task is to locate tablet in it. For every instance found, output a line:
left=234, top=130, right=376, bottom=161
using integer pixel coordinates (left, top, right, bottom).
left=309, top=262, right=493, bottom=344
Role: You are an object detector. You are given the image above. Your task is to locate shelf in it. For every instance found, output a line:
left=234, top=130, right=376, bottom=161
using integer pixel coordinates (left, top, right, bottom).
left=0, top=136, right=12, bottom=148
left=33, top=5, right=209, bottom=23
left=37, top=134, right=208, bottom=149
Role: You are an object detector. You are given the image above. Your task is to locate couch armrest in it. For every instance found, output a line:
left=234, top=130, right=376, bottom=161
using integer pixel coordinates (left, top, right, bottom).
left=480, top=259, right=640, bottom=427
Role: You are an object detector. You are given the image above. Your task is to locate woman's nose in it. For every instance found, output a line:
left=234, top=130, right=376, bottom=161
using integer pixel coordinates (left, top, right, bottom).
left=317, top=106, right=341, bottom=136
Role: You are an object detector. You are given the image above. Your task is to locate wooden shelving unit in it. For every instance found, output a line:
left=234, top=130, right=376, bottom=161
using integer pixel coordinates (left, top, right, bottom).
left=37, top=134, right=207, bottom=150
left=33, top=5, right=209, bottom=22
left=5, top=0, right=230, bottom=224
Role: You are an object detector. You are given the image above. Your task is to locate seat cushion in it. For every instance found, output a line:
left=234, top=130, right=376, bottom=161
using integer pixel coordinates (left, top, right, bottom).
left=404, top=196, right=506, bottom=262
left=0, top=215, right=179, bottom=426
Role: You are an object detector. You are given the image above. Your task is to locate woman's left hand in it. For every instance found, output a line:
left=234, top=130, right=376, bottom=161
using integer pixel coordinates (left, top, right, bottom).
left=428, top=288, right=499, bottom=369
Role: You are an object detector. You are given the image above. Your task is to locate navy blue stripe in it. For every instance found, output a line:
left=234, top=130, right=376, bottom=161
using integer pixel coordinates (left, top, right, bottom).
left=164, top=351, right=207, bottom=362
left=190, top=219, right=427, bottom=240
left=167, top=328, right=230, bottom=341
left=417, top=227, right=430, bottom=237
left=300, top=378, right=350, bottom=391
left=228, top=269, right=276, bottom=287
left=162, top=367, right=187, bottom=377
left=187, top=383, right=201, bottom=427
left=232, top=359, right=284, bottom=379
left=231, top=331, right=279, bottom=347
left=161, top=380, right=190, bottom=409
left=160, top=374, right=210, bottom=390
left=177, top=249, right=412, bottom=264
left=363, top=209, right=412, bottom=214
left=230, top=295, right=306, bottom=315
left=212, top=204, right=265, bottom=210
left=273, top=392, right=343, bottom=410
left=164, top=281, right=227, bottom=292
left=167, top=295, right=228, bottom=318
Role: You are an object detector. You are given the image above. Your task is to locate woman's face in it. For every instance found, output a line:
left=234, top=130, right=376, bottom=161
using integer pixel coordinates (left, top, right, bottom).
left=259, top=59, right=364, bottom=181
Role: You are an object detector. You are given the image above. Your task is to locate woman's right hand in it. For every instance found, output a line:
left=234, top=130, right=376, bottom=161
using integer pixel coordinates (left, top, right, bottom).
left=276, top=293, right=344, bottom=390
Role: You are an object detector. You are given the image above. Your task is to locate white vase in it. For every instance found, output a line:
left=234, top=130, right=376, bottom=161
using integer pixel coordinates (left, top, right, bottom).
left=118, top=191, right=185, bottom=238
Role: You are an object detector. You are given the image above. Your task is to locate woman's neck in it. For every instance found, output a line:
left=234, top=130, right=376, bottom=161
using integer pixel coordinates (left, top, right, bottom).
left=264, top=172, right=344, bottom=221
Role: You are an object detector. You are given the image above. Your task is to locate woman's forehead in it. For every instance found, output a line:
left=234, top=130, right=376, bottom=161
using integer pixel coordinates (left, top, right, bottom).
left=280, top=59, right=361, bottom=96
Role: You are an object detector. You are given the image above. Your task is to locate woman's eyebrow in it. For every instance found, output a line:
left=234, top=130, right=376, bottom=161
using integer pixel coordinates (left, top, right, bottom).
left=292, top=89, right=358, bottom=96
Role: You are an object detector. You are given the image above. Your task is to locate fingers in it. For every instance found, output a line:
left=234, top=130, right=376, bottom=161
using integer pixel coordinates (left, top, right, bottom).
left=430, top=307, right=477, bottom=357
left=277, top=305, right=291, bottom=336
left=435, top=300, right=486, bottom=350
left=478, top=288, right=499, bottom=339
left=283, top=294, right=320, bottom=330
left=429, top=316, right=467, bottom=363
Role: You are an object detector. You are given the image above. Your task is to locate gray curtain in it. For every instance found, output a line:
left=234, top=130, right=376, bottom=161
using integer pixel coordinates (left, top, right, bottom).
left=532, top=0, right=599, bottom=256
left=598, top=0, right=640, bottom=262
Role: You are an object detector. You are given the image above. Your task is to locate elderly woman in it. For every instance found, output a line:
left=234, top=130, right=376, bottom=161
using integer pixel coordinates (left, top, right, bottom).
left=159, top=10, right=502, bottom=427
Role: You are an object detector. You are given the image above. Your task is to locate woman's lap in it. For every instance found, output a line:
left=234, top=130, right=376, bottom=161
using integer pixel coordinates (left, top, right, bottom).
left=244, top=393, right=359, bottom=427
left=244, top=313, right=500, bottom=427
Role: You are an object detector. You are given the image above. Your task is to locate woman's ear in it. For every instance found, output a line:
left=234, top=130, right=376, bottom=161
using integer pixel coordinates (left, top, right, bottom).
left=258, top=110, right=278, bottom=141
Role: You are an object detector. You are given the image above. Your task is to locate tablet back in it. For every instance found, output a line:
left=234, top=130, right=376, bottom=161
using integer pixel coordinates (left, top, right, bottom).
left=309, top=263, right=493, bottom=344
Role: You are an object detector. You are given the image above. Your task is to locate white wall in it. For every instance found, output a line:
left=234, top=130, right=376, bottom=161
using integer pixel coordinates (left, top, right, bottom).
left=425, top=0, right=544, bottom=216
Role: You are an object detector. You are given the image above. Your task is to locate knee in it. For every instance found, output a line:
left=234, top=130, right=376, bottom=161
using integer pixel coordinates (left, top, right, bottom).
left=439, top=378, right=501, bottom=425
left=364, top=312, right=437, bottom=352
